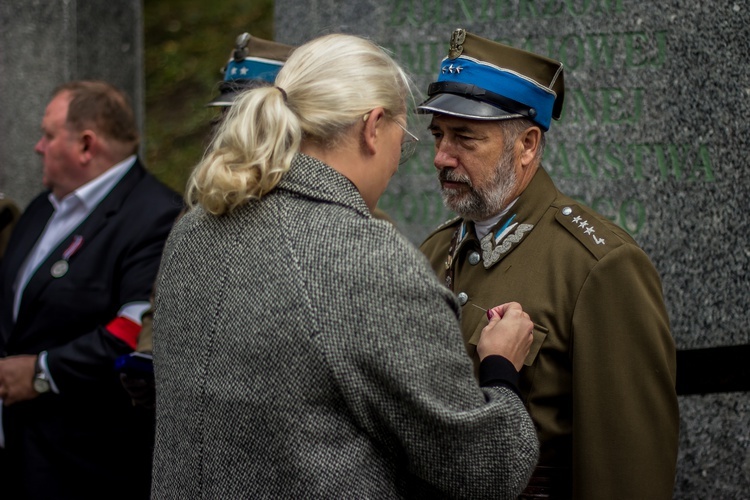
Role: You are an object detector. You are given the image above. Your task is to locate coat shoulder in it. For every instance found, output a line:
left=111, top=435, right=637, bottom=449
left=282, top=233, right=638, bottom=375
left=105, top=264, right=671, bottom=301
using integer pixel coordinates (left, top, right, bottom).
left=128, top=169, right=183, bottom=217
left=421, top=216, right=461, bottom=247
left=137, top=169, right=181, bottom=199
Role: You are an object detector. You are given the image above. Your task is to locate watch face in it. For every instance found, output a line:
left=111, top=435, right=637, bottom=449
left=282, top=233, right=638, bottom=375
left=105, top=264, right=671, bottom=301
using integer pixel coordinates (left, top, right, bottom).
left=33, top=376, right=50, bottom=394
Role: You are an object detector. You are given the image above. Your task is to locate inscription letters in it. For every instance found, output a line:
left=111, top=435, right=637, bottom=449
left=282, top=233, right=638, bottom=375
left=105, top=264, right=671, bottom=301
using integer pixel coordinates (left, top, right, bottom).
left=384, top=0, right=713, bottom=236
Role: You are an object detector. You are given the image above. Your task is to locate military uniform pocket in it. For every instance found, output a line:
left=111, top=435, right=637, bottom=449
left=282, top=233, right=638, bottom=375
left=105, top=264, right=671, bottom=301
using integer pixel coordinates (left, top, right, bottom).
left=524, top=324, right=548, bottom=366
left=467, top=319, right=484, bottom=347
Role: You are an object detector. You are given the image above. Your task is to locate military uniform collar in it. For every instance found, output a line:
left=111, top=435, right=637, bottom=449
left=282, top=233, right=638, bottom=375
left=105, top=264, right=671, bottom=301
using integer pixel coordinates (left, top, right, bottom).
left=452, top=166, right=557, bottom=268
left=474, top=199, right=515, bottom=239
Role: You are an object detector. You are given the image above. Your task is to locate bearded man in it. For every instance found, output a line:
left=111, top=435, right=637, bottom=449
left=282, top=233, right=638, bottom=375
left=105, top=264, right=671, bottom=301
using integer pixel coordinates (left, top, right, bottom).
left=418, top=29, right=679, bottom=500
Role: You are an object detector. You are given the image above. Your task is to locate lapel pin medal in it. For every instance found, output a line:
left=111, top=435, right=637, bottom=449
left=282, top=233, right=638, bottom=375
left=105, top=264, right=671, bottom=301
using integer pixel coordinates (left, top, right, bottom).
left=51, top=235, right=84, bottom=278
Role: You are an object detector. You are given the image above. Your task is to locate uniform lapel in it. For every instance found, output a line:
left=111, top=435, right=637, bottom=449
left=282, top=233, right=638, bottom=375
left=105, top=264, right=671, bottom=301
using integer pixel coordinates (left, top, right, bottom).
left=479, top=167, right=557, bottom=268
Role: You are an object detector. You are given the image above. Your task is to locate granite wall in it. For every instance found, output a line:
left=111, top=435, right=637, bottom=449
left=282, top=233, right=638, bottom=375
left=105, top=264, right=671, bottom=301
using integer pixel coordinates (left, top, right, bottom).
left=275, top=1, right=749, bottom=498
left=0, top=0, right=745, bottom=496
left=0, top=0, right=143, bottom=209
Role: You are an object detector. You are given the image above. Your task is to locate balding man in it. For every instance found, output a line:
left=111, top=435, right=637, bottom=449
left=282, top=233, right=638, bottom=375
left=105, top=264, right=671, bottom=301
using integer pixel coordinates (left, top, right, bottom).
left=0, top=80, right=181, bottom=499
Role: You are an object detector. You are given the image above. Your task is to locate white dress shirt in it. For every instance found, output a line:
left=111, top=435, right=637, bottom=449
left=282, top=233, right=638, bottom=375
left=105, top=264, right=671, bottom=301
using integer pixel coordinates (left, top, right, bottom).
left=13, top=156, right=137, bottom=320
left=474, top=198, right=518, bottom=240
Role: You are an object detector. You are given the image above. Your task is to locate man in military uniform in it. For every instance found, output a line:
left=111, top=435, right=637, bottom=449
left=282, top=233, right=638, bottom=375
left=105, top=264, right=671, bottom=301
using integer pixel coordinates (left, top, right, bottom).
left=418, top=29, right=678, bottom=499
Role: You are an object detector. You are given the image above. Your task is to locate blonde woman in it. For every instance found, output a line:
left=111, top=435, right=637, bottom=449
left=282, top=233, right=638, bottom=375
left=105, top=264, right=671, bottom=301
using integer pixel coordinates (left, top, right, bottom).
left=151, top=33, right=537, bottom=498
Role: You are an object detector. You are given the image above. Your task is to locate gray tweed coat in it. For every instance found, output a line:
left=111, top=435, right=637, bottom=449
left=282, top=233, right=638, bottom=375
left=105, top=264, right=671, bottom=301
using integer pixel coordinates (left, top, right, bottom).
left=151, top=154, right=538, bottom=499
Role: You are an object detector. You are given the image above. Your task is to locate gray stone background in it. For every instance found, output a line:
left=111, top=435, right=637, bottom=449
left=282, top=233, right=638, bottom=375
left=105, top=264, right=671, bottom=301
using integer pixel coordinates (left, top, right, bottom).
left=0, top=0, right=747, bottom=497
left=0, top=0, right=143, bottom=208
left=275, top=1, right=749, bottom=498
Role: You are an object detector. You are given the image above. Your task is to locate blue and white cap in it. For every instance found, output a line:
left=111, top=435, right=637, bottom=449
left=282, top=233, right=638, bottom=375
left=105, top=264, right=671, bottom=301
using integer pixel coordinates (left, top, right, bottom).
left=207, top=33, right=295, bottom=107
left=223, top=57, right=284, bottom=83
left=417, top=29, right=565, bottom=131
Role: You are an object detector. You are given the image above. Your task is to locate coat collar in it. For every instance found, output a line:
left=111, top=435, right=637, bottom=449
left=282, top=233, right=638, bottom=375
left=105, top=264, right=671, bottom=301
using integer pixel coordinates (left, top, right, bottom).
left=278, top=153, right=372, bottom=219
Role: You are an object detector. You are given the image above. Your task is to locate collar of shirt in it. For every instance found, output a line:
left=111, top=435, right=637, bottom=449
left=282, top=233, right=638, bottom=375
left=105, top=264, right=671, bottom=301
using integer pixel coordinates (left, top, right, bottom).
left=12, top=156, right=138, bottom=321
left=48, top=155, right=137, bottom=214
left=473, top=197, right=518, bottom=240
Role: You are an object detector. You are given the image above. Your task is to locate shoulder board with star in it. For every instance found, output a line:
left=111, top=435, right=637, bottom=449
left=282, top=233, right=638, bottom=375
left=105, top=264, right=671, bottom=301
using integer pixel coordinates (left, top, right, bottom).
left=554, top=204, right=626, bottom=260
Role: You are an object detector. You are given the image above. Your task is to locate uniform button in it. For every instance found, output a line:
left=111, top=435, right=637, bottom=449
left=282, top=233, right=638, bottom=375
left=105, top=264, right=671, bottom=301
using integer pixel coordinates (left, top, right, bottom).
left=468, top=251, right=481, bottom=265
left=457, top=292, right=469, bottom=305
left=562, top=207, right=573, bottom=216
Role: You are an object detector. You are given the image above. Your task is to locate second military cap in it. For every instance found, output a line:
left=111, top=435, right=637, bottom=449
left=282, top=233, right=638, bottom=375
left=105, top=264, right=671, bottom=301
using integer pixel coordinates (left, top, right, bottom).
left=207, top=33, right=295, bottom=107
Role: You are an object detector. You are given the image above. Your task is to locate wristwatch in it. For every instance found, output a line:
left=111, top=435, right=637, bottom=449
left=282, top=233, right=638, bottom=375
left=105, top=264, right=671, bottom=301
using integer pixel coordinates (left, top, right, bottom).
left=33, top=355, right=51, bottom=394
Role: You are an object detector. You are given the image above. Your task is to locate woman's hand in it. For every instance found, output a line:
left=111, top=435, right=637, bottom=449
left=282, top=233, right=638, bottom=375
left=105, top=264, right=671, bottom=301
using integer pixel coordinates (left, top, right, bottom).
left=476, top=302, right=534, bottom=371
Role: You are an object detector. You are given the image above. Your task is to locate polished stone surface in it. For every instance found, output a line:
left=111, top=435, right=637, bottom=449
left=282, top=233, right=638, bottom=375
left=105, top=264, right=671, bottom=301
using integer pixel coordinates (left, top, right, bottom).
left=276, top=0, right=749, bottom=346
left=0, top=0, right=143, bottom=208
left=678, top=394, right=750, bottom=498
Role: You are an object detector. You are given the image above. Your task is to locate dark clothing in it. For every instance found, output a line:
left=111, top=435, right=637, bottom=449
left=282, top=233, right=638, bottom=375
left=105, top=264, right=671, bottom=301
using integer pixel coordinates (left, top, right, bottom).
left=0, top=161, right=182, bottom=499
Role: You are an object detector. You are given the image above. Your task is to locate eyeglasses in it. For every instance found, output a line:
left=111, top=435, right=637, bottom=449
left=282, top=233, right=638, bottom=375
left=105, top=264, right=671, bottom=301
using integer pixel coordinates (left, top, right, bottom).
left=393, top=121, right=419, bottom=165
left=363, top=112, right=419, bottom=165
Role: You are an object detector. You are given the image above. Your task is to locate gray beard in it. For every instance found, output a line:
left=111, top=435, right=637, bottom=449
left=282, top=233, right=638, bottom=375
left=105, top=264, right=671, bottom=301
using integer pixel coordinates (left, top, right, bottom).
left=439, top=149, right=518, bottom=221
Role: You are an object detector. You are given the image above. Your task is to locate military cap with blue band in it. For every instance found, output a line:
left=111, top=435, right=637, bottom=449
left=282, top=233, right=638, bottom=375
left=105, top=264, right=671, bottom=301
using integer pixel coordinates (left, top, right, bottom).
left=207, top=33, right=295, bottom=107
left=418, top=29, right=565, bottom=131
left=223, top=57, right=284, bottom=82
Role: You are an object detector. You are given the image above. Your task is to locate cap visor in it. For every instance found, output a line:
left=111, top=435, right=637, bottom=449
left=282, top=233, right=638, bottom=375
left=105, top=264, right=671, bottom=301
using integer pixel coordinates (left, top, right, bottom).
left=416, top=93, right=521, bottom=121
left=206, top=91, right=240, bottom=107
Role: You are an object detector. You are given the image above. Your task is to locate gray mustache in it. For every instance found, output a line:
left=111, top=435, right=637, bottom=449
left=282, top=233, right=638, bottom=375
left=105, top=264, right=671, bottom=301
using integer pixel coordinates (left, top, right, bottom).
left=438, top=170, right=472, bottom=186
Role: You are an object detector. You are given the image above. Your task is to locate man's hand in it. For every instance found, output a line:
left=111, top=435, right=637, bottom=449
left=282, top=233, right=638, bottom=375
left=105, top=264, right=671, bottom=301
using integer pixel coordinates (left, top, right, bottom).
left=0, top=355, right=39, bottom=405
left=477, top=302, right=534, bottom=371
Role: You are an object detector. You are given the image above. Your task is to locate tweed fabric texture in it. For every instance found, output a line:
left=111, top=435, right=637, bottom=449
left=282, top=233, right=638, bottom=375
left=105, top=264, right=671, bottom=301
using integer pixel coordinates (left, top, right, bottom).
left=151, top=153, right=538, bottom=499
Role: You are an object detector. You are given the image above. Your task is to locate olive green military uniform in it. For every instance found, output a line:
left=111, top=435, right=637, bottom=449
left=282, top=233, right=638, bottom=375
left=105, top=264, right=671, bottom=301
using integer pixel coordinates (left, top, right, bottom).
left=421, top=167, right=679, bottom=499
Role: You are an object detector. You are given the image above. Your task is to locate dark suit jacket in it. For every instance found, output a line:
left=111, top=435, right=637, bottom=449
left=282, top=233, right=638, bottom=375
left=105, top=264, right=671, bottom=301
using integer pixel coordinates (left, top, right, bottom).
left=0, top=160, right=182, bottom=499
